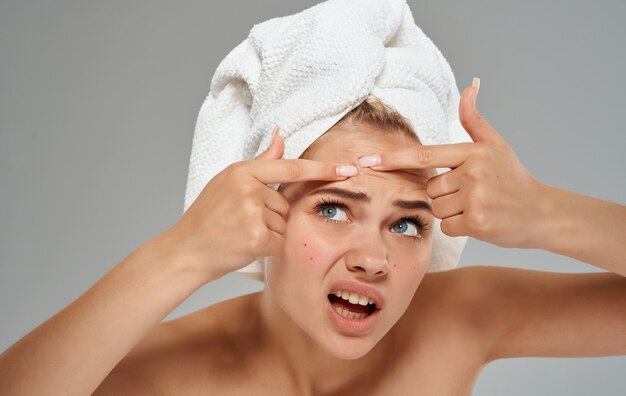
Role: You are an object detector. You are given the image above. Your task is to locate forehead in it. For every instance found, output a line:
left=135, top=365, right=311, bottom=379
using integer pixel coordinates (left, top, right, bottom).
left=283, top=127, right=432, bottom=201
left=305, top=123, right=418, bottom=158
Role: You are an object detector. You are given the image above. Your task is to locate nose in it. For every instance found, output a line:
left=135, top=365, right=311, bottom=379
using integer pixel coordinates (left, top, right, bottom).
left=345, top=230, right=389, bottom=278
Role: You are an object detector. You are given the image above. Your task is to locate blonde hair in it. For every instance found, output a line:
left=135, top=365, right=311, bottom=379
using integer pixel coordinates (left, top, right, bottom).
left=300, top=95, right=420, bottom=160
left=277, top=96, right=421, bottom=192
left=337, top=96, right=418, bottom=140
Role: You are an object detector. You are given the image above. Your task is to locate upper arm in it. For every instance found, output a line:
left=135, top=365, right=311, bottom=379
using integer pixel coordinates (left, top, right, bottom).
left=449, top=266, right=626, bottom=363
left=93, top=321, right=195, bottom=395
left=93, top=328, right=167, bottom=395
left=94, top=314, right=226, bottom=395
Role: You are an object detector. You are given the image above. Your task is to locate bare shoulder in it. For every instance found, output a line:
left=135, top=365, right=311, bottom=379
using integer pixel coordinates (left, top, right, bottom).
left=407, top=265, right=626, bottom=363
left=407, top=265, right=487, bottom=322
left=399, top=267, right=495, bottom=362
left=405, top=266, right=529, bottom=358
left=94, top=293, right=261, bottom=395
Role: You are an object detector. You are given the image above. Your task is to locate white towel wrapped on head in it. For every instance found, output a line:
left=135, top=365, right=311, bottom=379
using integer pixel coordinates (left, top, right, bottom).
left=184, top=0, right=472, bottom=282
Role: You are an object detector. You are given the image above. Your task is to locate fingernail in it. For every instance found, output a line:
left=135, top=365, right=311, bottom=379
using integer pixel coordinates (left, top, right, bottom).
left=271, top=126, right=280, bottom=144
left=336, top=165, right=358, bottom=177
left=472, top=77, right=480, bottom=94
left=358, top=154, right=381, bottom=167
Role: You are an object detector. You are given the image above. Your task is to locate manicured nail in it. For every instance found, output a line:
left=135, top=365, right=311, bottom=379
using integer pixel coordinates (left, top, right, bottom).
left=336, top=165, right=358, bottom=177
left=472, top=77, right=480, bottom=93
left=358, top=154, right=381, bottom=167
left=271, top=126, right=280, bottom=144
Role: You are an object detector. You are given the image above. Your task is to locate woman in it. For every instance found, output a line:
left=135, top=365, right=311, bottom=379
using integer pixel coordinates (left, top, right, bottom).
left=1, top=78, right=625, bottom=395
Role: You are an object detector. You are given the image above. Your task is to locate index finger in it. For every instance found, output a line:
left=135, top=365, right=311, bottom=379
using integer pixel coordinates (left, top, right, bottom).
left=363, top=143, right=475, bottom=171
left=248, top=159, right=357, bottom=185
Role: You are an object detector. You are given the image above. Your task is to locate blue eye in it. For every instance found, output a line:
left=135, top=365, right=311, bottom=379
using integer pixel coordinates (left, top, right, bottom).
left=391, top=216, right=428, bottom=242
left=391, top=221, right=418, bottom=237
left=311, top=197, right=429, bottom=243
left=313, top=197, right=350, bottom=223
left=319, top=204, right=348, bottom=222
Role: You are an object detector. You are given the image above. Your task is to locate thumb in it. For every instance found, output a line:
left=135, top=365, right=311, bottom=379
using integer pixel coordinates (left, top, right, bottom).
left=459, top=78, right=507, bottom=146
left=254, top=126, right=285, bottom=160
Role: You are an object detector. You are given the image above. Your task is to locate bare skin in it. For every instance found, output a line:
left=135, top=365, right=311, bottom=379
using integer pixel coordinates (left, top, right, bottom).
left=91, top=264, right=626, bottom=396
left=90, top=106, right=626, bottom=394
left=93, top=269, right=484, bottom=396
left=2, top=83, right=625, bottom=395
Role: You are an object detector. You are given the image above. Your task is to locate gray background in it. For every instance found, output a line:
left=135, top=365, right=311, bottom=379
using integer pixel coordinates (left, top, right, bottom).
left=1, top=1, right=624, bottom=394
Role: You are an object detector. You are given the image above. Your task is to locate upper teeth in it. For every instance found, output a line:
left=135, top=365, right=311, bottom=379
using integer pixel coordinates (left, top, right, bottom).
left=333, top=290, right=376, bottom=306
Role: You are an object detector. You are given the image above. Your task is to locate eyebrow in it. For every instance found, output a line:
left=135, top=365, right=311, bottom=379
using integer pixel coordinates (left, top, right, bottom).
left=311, top=187, right=432, bottom=213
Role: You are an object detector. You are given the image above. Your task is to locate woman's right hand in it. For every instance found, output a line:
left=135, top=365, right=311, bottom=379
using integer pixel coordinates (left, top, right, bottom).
left=162, top=128, right=358, bottom=282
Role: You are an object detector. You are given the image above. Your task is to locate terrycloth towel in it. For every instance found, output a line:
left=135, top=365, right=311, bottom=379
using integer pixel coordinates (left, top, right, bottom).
left=184, top=0, right=472, bottom=282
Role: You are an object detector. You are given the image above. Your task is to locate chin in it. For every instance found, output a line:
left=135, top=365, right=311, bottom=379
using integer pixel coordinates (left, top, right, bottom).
left=314, top=330, right=383, bottom=360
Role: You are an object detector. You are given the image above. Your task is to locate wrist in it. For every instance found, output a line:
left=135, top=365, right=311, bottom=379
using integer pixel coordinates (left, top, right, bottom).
left=524, top=182, right=569, bottom=251
left=137, top=229, right=217, bottom=288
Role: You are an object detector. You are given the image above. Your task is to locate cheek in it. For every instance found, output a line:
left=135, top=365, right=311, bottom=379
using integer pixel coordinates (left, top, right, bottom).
left=266, top=215, right=342, bottom=287
left=285, top=221, right=341, bottom=269
left=390, top=239, right=432, bottom=272
left=389, top=251, right=430, bottom=315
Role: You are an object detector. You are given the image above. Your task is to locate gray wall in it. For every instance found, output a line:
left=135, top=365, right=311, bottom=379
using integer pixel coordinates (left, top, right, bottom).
left=1, top=1, right=624, bottom=394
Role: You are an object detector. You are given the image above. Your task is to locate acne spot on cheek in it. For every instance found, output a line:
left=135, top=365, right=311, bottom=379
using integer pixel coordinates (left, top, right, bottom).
left=303, top=242, right=308, bottom=247
left=393, top=264, right=397, bottom=268
left=412, top=266, right=416, bottom=270
left=309, top=256, right=314, bottom=261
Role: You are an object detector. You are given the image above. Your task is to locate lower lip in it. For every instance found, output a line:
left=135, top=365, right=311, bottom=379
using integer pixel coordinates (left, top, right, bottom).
left=326, top=298, right=381, bottom=335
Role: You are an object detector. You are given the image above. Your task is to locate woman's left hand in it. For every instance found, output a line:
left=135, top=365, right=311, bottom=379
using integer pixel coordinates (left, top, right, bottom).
left=359, top=81, right=548, bottom=249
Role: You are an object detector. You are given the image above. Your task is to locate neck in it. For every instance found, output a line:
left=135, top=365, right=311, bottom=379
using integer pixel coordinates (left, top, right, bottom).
left=256, top=288, right=391, bottom=395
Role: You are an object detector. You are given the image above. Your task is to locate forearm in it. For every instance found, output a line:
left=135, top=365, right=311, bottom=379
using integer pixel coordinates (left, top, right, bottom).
left=0, top=231, right=208, bottom=396
left=532, top=184, right=626, bottom=276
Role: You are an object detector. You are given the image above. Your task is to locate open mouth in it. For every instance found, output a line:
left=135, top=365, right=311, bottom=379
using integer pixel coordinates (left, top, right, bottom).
left=327, top=293, right=379, bottom=320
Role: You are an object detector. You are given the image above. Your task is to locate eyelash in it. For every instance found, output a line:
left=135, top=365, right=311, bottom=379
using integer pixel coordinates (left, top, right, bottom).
left=311, top=197, right=430, bottom=242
